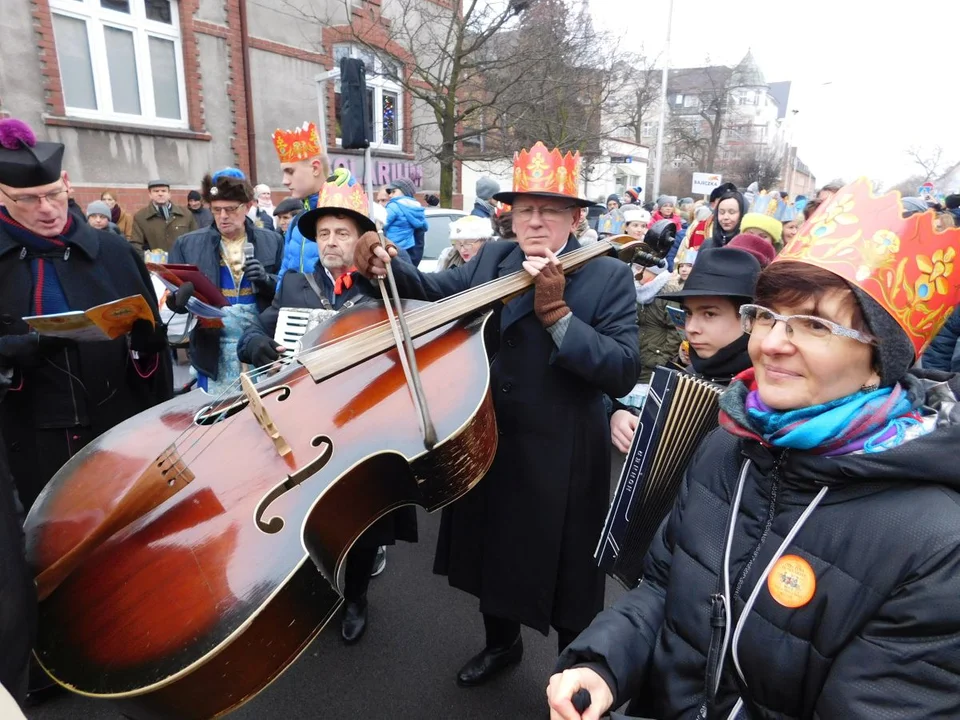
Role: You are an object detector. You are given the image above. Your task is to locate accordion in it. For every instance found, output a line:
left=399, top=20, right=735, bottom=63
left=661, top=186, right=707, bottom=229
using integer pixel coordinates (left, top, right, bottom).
left=596, top=366, right=723, bottom=588
left=273, top=307, right=339, bottom=362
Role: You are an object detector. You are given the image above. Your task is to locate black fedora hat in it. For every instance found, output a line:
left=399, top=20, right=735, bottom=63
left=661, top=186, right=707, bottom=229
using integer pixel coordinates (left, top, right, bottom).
left=660, top=247, right=761, bottom=301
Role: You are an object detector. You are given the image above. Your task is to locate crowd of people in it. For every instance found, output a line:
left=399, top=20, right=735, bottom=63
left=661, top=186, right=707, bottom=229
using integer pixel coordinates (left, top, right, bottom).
left=0, top=111, right=959, bottom=720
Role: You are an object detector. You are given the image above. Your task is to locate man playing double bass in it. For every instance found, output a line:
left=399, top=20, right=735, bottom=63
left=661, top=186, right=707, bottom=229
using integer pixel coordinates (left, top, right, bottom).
left=236, top=175, right=417, bottom=647
left=354, top=142, right=640, bottom=685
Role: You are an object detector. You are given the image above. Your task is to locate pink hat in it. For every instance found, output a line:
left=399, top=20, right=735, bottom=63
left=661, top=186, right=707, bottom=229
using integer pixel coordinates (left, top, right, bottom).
left=728, top=233, right=776, bottom=268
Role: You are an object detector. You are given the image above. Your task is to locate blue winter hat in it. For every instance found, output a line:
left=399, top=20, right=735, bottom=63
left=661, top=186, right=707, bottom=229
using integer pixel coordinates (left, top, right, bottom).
left=212, top=167, right=246, bottom=182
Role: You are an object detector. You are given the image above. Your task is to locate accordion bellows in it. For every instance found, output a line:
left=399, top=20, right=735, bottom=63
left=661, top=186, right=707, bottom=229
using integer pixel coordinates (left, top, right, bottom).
left=597, top=367, right=722, bottom=588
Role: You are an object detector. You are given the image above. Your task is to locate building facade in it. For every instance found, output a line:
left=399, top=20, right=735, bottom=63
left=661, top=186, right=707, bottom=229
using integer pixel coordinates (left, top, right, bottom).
left=0, top=0, right=450, bottom=209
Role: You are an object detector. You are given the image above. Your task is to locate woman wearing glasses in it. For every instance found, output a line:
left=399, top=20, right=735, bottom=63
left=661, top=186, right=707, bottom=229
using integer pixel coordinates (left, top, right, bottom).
left=548, top=181, right=960, bottom=720
left=439, top=215, right=495, bottom=270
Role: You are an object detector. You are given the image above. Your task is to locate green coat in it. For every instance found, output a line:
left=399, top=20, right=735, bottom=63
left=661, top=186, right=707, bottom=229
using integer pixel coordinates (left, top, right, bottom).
left=637, top=277, right=682, bottom=383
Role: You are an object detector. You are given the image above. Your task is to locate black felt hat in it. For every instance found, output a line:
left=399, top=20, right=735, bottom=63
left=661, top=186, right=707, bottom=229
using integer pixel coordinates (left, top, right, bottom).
left=709, top=182, right=738, bottom=203
left=0, top=118, right=64, bottom=188
left=660, top=247, right=761, bottom=301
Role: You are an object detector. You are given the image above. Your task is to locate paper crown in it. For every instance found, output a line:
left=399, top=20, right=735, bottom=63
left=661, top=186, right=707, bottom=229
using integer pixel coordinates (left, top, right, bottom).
left=777, top=178, right=960, bottom=355
left=750, top=192, right=783, bottom=218
left=272, top=121, right=322, bottom=164
left=511, top=141, right=582, bottom=199
left=317, top=169, right=367, bottom=214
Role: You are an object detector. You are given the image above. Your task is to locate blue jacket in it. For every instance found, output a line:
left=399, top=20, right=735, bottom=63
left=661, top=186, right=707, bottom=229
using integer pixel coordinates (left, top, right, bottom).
left=922, top=306, right=960, bottom=372
left=276, top=194, right=319, bottom=292
left=384, top=196, right=427, bottom=251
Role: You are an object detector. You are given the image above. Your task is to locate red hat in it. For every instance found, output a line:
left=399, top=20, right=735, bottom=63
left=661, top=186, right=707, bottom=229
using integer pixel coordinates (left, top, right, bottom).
left=728, top=233, right=776, bottom=268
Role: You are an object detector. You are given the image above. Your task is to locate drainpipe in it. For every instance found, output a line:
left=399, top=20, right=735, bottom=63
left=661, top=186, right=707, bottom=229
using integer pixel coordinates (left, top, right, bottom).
left=238, top=0, right=257, bottom=183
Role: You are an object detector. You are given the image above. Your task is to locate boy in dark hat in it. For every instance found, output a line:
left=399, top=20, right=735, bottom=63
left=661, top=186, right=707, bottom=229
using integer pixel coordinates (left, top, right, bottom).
left=167, top=168, right=282, bottom=395
left=186, top=189, right=213, bottom=228
left=131, top=179, right=197, bottom=254
left=0, top=117, right=172, bottom=510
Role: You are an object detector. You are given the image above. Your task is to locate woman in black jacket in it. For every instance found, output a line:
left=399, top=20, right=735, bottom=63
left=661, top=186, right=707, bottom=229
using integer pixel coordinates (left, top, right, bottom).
left=549, top=181, right=960, bottom=720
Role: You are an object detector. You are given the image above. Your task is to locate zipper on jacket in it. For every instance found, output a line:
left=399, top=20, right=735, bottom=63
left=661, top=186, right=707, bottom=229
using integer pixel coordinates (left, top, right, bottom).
left=704, top=592, right=726, bottom=702
left=732, top=452, right=784, bottom=599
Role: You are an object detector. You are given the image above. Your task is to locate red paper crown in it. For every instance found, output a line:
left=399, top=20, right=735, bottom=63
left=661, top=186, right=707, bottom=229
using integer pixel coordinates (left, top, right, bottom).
left=272, top=121, right=321, bottom=164
left=511, top=141, right=581, bottom=199
left=776, top=178, right=960, bottom=355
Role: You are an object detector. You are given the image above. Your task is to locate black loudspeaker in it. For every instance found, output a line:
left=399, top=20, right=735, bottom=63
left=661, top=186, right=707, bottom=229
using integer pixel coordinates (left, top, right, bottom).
left=340, top=57, right=370, bottom=150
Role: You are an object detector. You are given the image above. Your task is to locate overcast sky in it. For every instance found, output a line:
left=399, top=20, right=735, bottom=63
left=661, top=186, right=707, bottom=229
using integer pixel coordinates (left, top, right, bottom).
left=589, top=0, right=959, bottom=188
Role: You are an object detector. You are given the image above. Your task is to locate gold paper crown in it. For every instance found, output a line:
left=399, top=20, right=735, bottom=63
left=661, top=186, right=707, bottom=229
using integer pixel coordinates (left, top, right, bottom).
left=511, top=141, right=582, bottom=199
left=777, top=178, right=960, bottom=355
left=272, top=121, right=322, bottom=164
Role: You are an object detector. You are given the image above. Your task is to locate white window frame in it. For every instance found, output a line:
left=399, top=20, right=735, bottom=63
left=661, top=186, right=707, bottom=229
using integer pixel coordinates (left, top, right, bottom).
left=49, top=0, right=189, bottom=129
left=332, top=44, right=404, bottom=152
left=641, top=120, right=657, bottom=137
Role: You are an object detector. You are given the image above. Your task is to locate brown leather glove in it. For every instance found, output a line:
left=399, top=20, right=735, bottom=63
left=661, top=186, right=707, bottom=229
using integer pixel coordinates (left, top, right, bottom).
left=353, top=231, right=397, bottom=279
left=533, top=261, right=570, bottom=327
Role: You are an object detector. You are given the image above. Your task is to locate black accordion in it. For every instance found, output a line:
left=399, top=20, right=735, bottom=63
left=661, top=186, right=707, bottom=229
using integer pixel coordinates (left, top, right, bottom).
left=596, top=367, right=723, bottom=588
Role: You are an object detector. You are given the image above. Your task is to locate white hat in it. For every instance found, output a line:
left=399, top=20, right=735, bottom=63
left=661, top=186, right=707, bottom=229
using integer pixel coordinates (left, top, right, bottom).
left=449, top=215, right=494, bottom=242
left=622, top=207, right=651, bottom=225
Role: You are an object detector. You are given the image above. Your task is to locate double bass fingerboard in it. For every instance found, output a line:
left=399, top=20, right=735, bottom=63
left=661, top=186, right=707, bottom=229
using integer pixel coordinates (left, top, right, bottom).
left=596, top=367, right=722, bottom=589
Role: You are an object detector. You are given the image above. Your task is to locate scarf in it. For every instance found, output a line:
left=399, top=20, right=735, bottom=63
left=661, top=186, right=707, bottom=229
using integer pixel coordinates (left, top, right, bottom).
left=718, top=368, right=925, bottom=456
left=334, top=267, right=357, bottom=295
left=110, top=204, right=121, bottom=224
left=0, top=208, right=74, bottom=315
left=689, top=334, right=751, bottom=384
left=154, top=202, right=171, bottom=221
left=634, top=269, right=673, bottom=305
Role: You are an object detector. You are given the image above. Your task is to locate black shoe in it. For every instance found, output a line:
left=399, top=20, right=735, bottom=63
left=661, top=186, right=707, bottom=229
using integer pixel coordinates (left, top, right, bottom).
left=341, top=598, right=368, bottom=645
left=456, top=634, right=523, bottom=687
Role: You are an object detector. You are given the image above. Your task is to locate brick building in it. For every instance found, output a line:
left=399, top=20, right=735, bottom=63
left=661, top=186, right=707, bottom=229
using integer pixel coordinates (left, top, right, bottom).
left=0, top=0, right=449, bottom=211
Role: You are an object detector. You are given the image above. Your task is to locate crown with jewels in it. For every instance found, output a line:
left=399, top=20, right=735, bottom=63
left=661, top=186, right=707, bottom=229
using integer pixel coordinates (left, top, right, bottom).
left=776, top=178, right=960, bottom=355
left=511, top=142, right=582, bottom=199
left=272, top=121, right=322, bottom=164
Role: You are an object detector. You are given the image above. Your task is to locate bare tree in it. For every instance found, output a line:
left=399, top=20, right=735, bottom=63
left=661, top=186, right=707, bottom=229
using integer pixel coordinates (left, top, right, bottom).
left=907, top=145, right=946, bottom=183
left=292, top=0, right=611, bottom=205
left=606, top=49, right=661, bottom=145
left=727, top=144, right=784, bottom=190
left=890, top=173, right=928, bottom=197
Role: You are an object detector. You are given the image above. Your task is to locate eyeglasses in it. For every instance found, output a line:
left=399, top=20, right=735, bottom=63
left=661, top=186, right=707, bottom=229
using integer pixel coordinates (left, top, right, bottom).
left=511, top=205, right=577, bottom=222
left=452, top=239, right=483, bottom=249
left=0, top=186, right=68, bottom=208
left=211, top=204, right=245, bottom=216
left=739, top=304, right=874, bottom=345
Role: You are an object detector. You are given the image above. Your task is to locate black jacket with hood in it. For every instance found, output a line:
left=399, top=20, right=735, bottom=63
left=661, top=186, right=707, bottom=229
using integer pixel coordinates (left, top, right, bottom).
left=558, top=369, right=960, bottom=719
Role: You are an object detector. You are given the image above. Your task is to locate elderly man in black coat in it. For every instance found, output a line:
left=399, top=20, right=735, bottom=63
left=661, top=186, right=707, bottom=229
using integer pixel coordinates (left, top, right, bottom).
left=354, top=142, right=640, bottom=686
left=237, top=180, right=417, bottom=646
left=0, top=118, right=172, bottom=510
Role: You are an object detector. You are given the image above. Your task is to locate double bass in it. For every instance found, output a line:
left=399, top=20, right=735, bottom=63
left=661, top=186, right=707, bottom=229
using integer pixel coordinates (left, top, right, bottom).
left=25, top=237, right=637, bottom=719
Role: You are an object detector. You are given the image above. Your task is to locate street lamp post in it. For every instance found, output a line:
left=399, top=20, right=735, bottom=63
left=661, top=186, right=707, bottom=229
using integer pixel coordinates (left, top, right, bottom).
left=652, top=0, right=674, bottom=201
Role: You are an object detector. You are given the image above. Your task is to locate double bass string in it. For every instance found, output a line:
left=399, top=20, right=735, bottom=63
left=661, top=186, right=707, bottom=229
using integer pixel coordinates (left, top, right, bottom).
left=165, top=242, right=615, bottom=473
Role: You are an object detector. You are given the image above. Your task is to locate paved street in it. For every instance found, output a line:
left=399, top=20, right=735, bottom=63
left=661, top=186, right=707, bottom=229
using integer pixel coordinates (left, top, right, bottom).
left=25, top=459, right=627, bottom=720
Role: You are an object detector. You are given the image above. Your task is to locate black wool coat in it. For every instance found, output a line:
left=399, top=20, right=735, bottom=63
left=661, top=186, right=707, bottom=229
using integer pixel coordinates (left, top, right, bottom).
left=169, top=219, right=283, bottom=379
left=376, top=237, right=640, bottom=634
left=0, top=222, right=173, bottom=508
left=558, top=372, right=960, bottom=719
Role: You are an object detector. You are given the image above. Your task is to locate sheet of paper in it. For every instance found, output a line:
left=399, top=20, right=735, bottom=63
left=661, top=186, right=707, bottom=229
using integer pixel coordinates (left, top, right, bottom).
left=24, top=295, right=154, bottom=341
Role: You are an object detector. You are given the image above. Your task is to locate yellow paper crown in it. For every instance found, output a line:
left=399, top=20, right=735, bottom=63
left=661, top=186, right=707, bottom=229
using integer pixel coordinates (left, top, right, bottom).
left=316, top=178, right=369, bottom=215
left=272, top=121, right=322, bottom=164
left=512, top=141, right=582, bottom=199
left=776, top=178, right=960, bottom=355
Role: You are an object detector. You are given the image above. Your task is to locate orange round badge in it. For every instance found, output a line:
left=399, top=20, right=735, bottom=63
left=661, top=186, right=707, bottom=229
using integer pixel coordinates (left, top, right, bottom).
left=767, top=554, right=816, bottom=608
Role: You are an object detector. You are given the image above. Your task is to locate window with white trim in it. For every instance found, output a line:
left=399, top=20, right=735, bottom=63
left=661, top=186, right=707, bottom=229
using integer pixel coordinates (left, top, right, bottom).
left=49, top=0, right=188, bottom=128
left=332, top=44, right=403, bottom=152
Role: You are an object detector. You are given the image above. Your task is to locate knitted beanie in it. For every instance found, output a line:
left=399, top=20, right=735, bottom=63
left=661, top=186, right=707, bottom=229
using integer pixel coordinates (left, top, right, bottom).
left=389, top=177, right=417, bottom=198
left=851, top=287, right=915, bottom=386
left=86, top=200, right=111, bottom=218
left=727, top=233, right=777, bottom=267
left=476, top=176, right=500, bottom=201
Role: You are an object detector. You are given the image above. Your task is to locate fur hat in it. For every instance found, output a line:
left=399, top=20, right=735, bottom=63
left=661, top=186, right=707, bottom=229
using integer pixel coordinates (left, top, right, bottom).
left=449, top=215, right=494, bottom=242
left=202, top=170, right=254, bottom=204
left=623, top=207, right=651, bottom=225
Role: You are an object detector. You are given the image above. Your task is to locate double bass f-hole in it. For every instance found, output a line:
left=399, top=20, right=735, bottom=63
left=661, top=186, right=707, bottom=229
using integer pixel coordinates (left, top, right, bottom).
left=254, top=435, right=334, bottom=534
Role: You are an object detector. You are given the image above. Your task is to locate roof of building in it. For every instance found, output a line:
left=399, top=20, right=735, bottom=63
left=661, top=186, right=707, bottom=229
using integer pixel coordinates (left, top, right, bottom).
left=731, top=50, right=766, bottom=87
left=767, top=81, right=792, bottom=119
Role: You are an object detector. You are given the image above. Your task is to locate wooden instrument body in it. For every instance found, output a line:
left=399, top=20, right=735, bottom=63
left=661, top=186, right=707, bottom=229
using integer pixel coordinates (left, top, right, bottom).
left=24, top=301, right=498, bottom=719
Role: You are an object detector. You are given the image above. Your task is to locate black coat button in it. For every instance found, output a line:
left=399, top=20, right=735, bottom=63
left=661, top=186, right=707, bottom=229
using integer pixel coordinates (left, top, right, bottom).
left=506, top=337, right=516, bottom=348
left=502, top=382, right=512, bottom=393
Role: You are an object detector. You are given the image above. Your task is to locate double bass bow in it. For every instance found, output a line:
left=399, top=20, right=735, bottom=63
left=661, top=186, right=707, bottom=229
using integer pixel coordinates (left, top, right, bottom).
left=24, top=235, right=638, bottom=719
